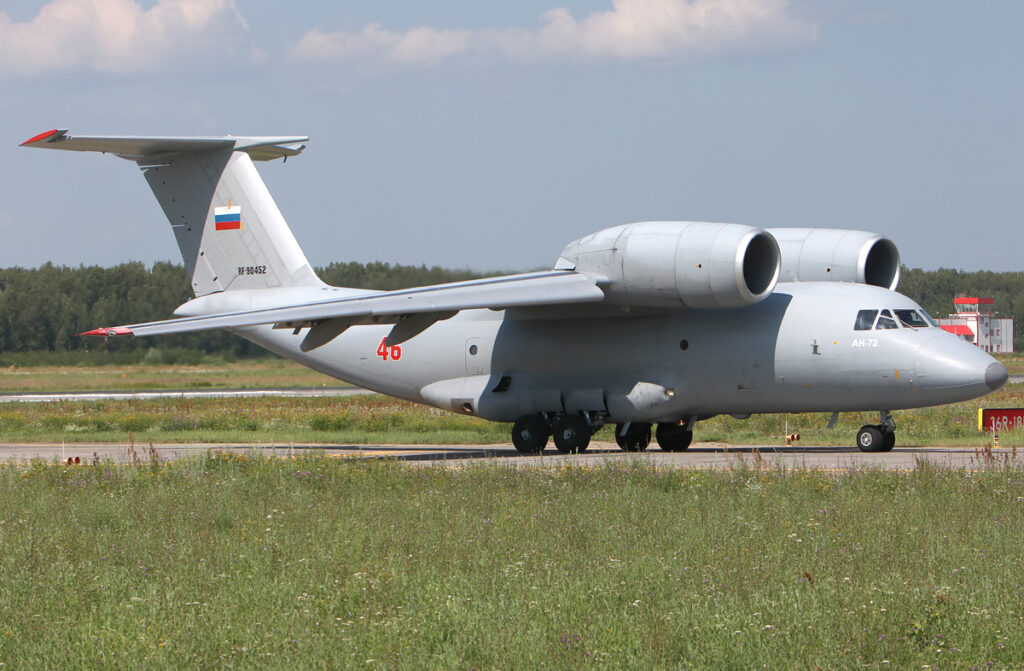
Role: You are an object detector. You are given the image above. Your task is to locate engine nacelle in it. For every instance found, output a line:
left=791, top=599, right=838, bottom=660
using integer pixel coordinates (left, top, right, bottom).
left=767, top=228, right=901, bottom=290
left=556, top=221, right=781, bottom=309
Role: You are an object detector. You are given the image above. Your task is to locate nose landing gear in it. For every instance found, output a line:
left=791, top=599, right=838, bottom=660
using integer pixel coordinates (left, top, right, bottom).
left=856, top=411, right=896, bottom=452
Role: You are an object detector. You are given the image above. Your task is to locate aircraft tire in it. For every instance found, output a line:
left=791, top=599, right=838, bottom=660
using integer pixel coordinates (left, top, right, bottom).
left=656, top=423, right=693, bottom=452
left=856, top=425, right=885, bottom=452
left=615, top=423, right=652, bottom=452
left=512, top=415, right=549, bottom=454
left=880, top=428, right=896, bottom=452
left=552, top=414, right=591, bottom=454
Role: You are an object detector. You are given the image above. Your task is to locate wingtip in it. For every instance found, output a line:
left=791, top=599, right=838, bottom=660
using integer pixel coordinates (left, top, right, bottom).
left=20, top=128, right=64, bottom=147
left=79, top=326, right=133, bottom=337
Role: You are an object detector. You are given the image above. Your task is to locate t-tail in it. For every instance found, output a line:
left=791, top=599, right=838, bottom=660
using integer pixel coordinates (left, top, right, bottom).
left=20, top=129, right=324, bottom=296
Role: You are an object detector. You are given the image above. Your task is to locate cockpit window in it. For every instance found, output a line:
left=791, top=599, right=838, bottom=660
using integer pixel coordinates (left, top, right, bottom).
left=920, top=310, right=939, bottom=327
left=875, top=309, right=899, bottom=330
left=895, top=309, right=930, bottom=328
left=854, top=310, right=878, bottom=331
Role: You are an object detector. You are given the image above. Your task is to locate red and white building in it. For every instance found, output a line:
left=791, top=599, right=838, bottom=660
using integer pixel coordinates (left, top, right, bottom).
left=937, top=297, right=1014, bottom=353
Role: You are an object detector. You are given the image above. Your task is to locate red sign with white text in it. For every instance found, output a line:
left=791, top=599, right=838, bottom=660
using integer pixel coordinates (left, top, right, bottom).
left=980, top=408, right=1024, bottom=432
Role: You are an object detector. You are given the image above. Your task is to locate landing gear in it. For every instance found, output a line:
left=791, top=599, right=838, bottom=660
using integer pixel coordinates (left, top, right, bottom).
left=615, top=423, right=652, bottom=452
left=856, top=411, right=896, bottom=452
left=511, top=414, right=549, bottom=454
left=552, top=414, right=592, bottom=454
left=656, top=422, right=693, bottom=452
left=856, top=425, right=885, bottom=452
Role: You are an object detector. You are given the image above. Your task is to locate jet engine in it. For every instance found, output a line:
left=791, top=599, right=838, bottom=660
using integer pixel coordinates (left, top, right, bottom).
left=767, top=228, right=901, bottom=290
left=555, top=221, right=781, bottom=309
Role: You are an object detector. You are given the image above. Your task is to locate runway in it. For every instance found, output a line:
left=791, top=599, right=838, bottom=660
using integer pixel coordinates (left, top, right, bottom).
left=0, top=440, right=1011, bottom=470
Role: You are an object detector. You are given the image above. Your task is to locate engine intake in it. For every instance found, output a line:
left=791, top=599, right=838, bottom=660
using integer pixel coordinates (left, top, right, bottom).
left=556, top=221, right=781, bottom=309
left=767, top=228, right=901, bottom=290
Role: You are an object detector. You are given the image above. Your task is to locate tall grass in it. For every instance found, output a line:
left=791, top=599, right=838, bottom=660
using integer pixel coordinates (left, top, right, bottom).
left=0, top=456, right=1022, bottom=668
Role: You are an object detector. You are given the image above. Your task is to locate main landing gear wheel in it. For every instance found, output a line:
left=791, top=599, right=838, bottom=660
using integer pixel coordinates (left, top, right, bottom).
left=552, top=414, right=591, bottom=454
left=511, top=415, right=549, bottom=454
left=857, top=425, right=896, bottom=452
left=656, top=423, right=693, bottom=452
left=615, top=423, right=652, bottom=452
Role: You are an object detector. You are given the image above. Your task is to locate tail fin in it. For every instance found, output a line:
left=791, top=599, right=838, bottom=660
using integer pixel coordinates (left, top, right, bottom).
left=21, top=129, right=324, bottom=296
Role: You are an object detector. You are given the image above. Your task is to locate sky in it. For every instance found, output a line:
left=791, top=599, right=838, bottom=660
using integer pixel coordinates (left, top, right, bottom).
left=0, top=0, right=1021, bottom=274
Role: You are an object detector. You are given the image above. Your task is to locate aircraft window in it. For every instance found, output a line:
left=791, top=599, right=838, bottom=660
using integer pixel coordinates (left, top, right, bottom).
left=920, top=310, right=939, bottom=327
left=895, top=309, right=929, bottom=328
left=875, top=309, right=898, bottom=330
left=854, top=310, right=878, bottom=331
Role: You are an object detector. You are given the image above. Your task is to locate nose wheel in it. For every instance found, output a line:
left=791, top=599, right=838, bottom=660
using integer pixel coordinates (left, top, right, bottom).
left=856, top=412, right=896, bottom=452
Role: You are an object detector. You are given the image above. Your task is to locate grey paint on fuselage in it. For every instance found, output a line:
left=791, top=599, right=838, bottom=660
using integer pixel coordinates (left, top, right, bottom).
left=234, top=281, right=998, bottom=423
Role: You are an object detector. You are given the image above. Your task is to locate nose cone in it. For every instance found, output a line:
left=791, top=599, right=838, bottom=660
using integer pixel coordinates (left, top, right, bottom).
left=986, top=361, right=1009, bottom=391
left=914, top=333, right=1006, bottom=402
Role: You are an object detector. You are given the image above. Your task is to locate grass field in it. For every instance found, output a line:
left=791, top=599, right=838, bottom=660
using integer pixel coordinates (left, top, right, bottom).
left=0, top=455, right=1021, bottom=669
left=0, top=359, right=345, bottom=393
left=0, top=383, right=1021, bottom=448
left=996, top=353, right=1024, bottom=376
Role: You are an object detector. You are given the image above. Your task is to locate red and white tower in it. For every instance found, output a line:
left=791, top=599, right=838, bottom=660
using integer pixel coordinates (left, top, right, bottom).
left=937, top=297, right=1014, bottom=353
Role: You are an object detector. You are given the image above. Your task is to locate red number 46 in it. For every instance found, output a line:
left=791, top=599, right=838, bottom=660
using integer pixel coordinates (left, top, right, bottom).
left=376, top=338, right=402, bottom=361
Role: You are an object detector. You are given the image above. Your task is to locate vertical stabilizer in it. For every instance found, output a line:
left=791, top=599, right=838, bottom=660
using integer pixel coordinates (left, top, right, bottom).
left=21, top=130, right=324, bottom=296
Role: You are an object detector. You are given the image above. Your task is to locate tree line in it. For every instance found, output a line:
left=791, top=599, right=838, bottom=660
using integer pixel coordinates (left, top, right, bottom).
left=0, top=262, right=1019, bottom=357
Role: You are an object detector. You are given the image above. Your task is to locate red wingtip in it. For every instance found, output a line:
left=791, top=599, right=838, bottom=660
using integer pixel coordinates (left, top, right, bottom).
left=79, top=326, right=134, bottom=337
left=20, top=129, right=60, bottom=146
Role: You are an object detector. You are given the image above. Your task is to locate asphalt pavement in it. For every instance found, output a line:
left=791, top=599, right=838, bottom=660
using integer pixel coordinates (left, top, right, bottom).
left=0, top=441, right=1009, bottom=470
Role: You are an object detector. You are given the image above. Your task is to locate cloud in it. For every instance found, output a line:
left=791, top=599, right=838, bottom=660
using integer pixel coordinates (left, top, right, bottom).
left=0, top=0, right=253, bottom=76
left=291, top=0, right=818, bottom=67
left=295, top=24, right=473, bottom=68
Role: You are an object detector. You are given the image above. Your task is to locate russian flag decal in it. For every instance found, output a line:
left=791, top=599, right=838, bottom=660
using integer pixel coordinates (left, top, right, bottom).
left=214, top=205, right=242, bottom=231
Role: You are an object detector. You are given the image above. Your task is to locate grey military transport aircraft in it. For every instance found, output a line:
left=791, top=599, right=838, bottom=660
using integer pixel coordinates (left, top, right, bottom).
left=22, top=129, right=1008, bottom=454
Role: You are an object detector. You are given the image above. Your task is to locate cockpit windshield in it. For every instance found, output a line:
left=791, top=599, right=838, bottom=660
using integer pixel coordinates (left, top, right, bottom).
left=854, top=310, right=878, bottom=331
left=854, top=308, right=934, bottom=331
left=895, top=309, right=930, bottom=328
left=876, top=309, right=898, bottom=329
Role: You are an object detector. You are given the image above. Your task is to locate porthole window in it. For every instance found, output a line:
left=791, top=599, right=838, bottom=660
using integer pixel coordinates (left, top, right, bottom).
left=679, top=339, right=689, bottom=351
left=469, top=344, right=479, bottom=355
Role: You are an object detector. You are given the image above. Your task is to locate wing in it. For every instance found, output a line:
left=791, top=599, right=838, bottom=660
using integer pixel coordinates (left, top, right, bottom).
left=81, top=270, right=606, bottom=351
left=20, top=129, right=308, bottom=162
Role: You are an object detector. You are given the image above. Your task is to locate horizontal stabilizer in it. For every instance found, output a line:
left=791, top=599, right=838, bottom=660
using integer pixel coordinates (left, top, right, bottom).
left=79, top=270, right=606, bottom=339
left=20, top=129, right=307, bottom=162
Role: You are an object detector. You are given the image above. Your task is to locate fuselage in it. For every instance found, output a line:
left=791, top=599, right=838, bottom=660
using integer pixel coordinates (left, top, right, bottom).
left=231, top=281, right=1006, bottom=423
